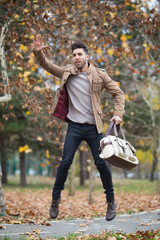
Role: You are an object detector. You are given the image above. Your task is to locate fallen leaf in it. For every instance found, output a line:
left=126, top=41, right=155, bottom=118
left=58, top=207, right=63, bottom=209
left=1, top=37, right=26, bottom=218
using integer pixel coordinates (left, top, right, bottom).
left=139, top=222, right=149, bottom=226
left=0, top=226, right=7, bottom=230
left=108, top=237, right=117, bottom=240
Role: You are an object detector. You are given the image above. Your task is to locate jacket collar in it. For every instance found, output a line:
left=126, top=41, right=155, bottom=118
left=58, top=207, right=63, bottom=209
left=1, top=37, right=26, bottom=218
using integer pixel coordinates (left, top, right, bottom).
left=65, top=62, right=94, bottom=75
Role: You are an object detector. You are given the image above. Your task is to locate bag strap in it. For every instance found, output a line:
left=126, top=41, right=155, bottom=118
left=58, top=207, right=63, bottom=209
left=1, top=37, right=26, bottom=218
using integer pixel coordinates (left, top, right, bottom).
left=104, top=121, right=115, bottom=137
left=114, top=124, right=127, bottom=142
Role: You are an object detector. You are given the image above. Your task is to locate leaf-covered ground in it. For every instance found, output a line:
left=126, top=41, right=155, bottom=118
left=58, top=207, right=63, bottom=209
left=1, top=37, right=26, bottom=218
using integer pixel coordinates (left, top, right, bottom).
left=1, top=188, right=160, bottom=225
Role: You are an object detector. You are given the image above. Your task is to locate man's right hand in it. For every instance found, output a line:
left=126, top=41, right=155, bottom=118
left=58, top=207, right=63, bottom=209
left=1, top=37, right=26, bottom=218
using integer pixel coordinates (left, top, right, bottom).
left=33, top=34, right=48, bottom=51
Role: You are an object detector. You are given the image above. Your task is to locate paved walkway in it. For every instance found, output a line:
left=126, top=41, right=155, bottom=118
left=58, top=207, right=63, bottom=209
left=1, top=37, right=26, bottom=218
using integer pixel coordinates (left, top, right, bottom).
left=0, top=209, right=160, bottom=239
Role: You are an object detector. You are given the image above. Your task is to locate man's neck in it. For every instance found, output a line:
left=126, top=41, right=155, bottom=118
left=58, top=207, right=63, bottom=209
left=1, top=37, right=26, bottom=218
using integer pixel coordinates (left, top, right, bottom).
left=79, top=62, right=89, bottom=72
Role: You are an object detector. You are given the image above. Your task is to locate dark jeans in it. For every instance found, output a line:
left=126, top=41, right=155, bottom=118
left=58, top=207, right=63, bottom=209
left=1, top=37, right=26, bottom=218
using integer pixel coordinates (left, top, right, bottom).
left=52, top=121, right=114, bottom=202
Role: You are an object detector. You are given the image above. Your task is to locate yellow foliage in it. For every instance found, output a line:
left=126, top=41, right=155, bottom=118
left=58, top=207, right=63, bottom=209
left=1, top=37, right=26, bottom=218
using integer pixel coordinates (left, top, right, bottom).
left=31, top=67, right=36, bottom=71
left=115, top=70, right=120, bottom=76
left=120, top=34, right=127, bottom=43
left=122, top=42, right=128, bottom=48
left=105, top=100, right=108, bottom=107
left=136, top=7, right=140, bottom=12
left=125, top=94, right=130, bottom=101
left=139, top=139, right=144, bottom=145
left=46, top=150, right=50, bottom=158
left=18, top=73, right=23, bottom=78
left=80, top=146, right=84, bottom=151
left=19, top=145, right=29, bottom=153
left=136, top=150, right=153, bottom=163
left=14, top=14, right=19, bottom=19
left=83, top=12, right=87, bottom=17
left=23, top=71, right=31, bottom=77
left=26, top=111, right=31, bottom=115
left=30, top=35, right=34, bottom=40
left=143, top=12, right=148, bottom=18
left=45, top=71, right=50, bottom=75
left=65, top=8, right=68, bottom=13
left=23, top=9, right=29, bottom=13
left=108, top=48, right=114, bottom=56
left=97, top=47, right=102, bottom=56
left=109, top=12, right=116, bottom=18
left=103, top=123, right=109, bottom=133
left=116, top=82, right=120, bottom=87
left=150, top=61, right=156, bottom=66
left=56, top=80, right=60, bottom=85
left=46, top=160, right=50, bottom=165
left=33, top=86, right=42, bottom=92
left=20, top=44, right=28, bottom=52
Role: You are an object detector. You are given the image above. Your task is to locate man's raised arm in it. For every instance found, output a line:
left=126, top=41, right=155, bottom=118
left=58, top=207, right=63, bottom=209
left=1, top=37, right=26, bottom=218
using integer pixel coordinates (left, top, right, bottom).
left=33, top=34, right=64, bottom=78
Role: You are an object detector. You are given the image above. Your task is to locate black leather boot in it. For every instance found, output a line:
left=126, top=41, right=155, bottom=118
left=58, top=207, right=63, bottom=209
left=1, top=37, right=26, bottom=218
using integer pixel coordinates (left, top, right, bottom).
left=49, top=198, right=61, bottom=219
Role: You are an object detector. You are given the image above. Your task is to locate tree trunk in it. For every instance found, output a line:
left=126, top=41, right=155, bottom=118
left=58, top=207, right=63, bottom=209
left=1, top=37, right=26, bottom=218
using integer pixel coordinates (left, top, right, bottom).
left=79, top=148, right=87, bottom=186
left=157, top=132, right=160, bottom=193
left=0, top=137, right=7, bottom=184
left=123, top=169, right=127, bottom=178
left=19, top=136, right=27, bottom=186
left=0, top=172, right=6, bottom=216
left=68, top=158, right=75, bottom=196
left=88, top=159, right=94, bottom=204
left=135, top=163, right=141, bottom=179
left=150, top=150, right=158, bottom=182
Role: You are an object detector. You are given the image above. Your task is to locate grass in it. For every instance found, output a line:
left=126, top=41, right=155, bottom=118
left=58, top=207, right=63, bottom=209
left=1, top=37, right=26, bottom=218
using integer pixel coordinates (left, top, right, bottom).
left=2, top=175, right=159, bottom=195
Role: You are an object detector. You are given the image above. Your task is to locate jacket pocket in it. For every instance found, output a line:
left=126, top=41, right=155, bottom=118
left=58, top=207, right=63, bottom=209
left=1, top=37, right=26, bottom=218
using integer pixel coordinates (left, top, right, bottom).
left=92, top=78, right=103, bottom=92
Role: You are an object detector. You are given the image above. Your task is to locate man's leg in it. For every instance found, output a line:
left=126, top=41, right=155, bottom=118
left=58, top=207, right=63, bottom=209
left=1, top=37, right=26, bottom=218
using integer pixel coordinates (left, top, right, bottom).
left=50, top=122, right=82, bottom=218
left=85, top=124, right=116, bottom=221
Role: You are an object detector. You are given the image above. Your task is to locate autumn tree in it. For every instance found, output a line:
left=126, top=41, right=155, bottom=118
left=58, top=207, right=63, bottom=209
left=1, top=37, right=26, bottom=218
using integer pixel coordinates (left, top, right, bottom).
left=0, top=0, right=160, bottom=188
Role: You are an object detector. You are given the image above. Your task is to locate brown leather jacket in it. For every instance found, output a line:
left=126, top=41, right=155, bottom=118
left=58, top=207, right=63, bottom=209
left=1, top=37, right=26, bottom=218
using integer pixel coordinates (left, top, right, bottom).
left=33, top=49, right=125, bottom=133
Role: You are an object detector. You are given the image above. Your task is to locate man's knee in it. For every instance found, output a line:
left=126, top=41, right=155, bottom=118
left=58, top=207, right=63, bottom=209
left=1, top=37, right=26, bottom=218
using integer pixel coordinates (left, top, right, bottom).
left=95, top=158, right=108, bottom=170
left=59, top=159, right=71, bottom=170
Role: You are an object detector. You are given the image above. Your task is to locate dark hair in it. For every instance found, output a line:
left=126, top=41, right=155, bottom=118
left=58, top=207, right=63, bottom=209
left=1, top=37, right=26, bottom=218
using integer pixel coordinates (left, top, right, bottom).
left=71, top=41, right=88, bottom=54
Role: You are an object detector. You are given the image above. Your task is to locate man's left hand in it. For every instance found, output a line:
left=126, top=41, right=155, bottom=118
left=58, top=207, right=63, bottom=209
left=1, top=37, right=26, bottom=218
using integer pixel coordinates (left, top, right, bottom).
left=110, top=116, right=121, bottom=125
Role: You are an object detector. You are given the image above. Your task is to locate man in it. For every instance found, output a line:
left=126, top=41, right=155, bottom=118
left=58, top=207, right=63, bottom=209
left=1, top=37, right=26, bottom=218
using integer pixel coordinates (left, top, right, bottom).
left=33, top=35, right=125, bottom=221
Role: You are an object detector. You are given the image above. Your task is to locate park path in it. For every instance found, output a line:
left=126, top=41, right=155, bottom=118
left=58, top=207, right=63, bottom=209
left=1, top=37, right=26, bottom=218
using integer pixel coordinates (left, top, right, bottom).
left=0, top=209, right=160, bottom=239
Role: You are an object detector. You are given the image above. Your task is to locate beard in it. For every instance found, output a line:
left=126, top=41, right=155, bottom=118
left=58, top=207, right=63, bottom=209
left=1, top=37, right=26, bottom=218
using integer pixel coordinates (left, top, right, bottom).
left=75, top=59, right=87, bottom=70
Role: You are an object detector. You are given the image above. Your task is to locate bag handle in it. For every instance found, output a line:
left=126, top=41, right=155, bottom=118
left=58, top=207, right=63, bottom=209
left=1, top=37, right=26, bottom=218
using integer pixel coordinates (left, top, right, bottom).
left=104, top=121, right=126, bottom=140
left=114, top=123, right=127, bottom=142
left=104, top=121, right=115, bottom=137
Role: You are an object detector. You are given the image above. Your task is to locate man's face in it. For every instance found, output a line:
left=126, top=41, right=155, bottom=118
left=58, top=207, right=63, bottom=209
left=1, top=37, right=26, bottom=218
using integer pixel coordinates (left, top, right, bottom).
left=72, top=48, right=89, bottom=70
